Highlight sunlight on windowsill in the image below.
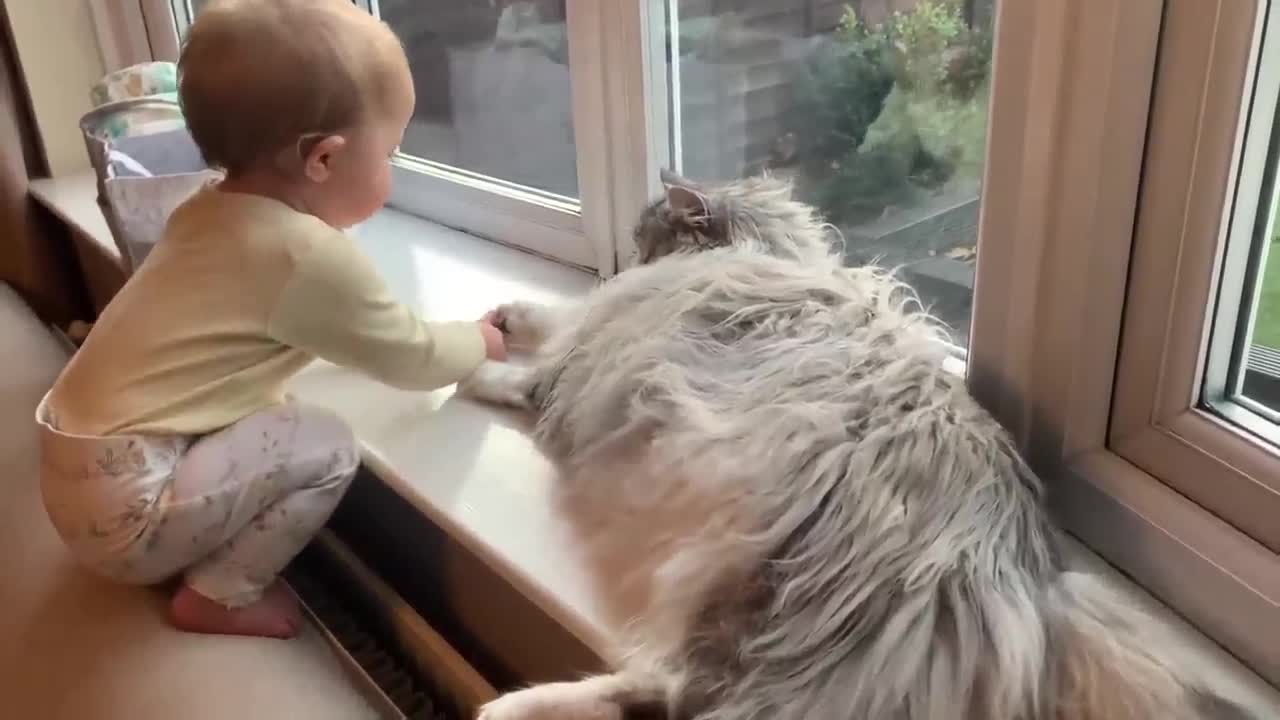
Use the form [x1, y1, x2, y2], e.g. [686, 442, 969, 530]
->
[285, 207, 612, 654]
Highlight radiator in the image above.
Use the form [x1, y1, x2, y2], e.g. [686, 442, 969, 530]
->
[286, 530, 498, 720]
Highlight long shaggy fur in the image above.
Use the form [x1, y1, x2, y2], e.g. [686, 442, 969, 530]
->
[464, 173, 1257, 720]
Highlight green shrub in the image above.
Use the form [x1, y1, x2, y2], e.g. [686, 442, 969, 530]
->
[789, 13, 897, 195]
[786, 1, 993, 227]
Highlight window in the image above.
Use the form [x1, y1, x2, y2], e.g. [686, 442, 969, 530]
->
[1111, 0, 1280, 552]
[382, 0, 577, 199]
[168, 0, 209, 36]
[377, 0, 603, 269]
[154, 0, 608, 269]
[1243, 226, 1280, 413]
[659, 0, 996, 348]
[102, 0, 1280, 688]
[1205, 13, 1280, 436]
[173, 0, 364, 32]
[979, 0, 1278, 685]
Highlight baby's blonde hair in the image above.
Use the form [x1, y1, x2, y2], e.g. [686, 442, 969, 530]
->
[179, 0, 409, 176]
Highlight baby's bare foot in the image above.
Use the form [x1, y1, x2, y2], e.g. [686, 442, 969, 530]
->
[169, 581, 301, 639]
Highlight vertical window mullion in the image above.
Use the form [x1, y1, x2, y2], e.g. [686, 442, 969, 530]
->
[88, 1, 161, 70]
[564, 0, 615, 276]
[140, 0, 182, 61]
[569, 0, 670, 276]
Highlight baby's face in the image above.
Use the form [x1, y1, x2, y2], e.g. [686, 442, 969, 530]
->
[313, 67, 414, 229]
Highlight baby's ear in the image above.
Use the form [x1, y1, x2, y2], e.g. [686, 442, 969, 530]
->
[300, 134, 347, 183]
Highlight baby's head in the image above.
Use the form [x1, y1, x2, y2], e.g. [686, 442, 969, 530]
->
[179, 0, 412, 228]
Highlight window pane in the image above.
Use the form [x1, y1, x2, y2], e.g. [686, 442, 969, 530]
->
[182, 0, 212, 25]
[1202, 0, 1280, 436]
[665, 0, 996, 348]
[379, 0, 579, 199]
[1238, 151, 1280, 419]
[178, 1, 363, 31]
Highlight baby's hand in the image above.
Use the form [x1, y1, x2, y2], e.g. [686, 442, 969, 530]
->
[478, 316, 507, 361]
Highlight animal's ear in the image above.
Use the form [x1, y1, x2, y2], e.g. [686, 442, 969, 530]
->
[666, 185, 710, 227]
[659, 167, 694, 189]
[660, 168, 710, 227]
[670, 180, 711, 211]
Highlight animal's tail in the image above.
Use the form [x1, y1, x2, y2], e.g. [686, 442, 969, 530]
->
[1042, 571, 1257, 719]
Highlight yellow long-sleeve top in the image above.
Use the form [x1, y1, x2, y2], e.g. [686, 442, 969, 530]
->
[48, 188, 486, 437]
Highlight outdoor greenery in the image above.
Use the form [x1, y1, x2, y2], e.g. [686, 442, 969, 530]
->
[786, 0, 993, 227]
[1256, 238, 1280, 349]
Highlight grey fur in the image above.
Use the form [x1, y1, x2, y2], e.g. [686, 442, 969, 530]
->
[465, 172, 1256, 720]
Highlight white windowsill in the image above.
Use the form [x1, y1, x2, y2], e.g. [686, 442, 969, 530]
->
[285, 208, 610, 655]
[27, 175, 1280, 714]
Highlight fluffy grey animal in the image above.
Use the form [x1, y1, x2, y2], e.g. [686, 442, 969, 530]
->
[460, 170, 1256, 720]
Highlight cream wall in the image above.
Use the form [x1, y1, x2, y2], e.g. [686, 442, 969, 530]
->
[8, 0, 105, 176]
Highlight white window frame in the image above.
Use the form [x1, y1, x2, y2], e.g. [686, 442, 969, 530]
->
[164, 0, 194, 42]
[378, 0, 669, 274]
[89, 0, 1280, 686]
[86, 0, 180, 72]
[103, 0, 641, 273]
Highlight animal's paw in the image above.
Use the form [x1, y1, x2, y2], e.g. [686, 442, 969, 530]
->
[477, 684, 622, 720]
[492, 302, 556, 352]
[457, 361, 536, 409]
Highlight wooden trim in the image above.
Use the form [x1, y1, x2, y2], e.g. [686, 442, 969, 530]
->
[1056, 449, 1280, 684]
[0, 1, 88, 326]
[0, 0, 46, 178]
[1110, 0, 1280, 553]
[141, 0, 181, 62]
[1112, 415, 1280, 551]
[969, 0, 1162, 458]
[87, 1, 156, 72]
[967, 0, 1278, 687]
[565, 0, 616, 276]
[594, 0, 669, 274]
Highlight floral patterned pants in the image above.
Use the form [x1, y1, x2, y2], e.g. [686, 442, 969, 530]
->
[37, 398, 359, 608]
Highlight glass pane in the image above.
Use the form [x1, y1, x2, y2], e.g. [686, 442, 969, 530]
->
[1211, 0, 1280, 430]
[379, 0, 579, 199]
[182, 0, 213, 25]
[180, 1, 359, 30]
[1239, 166, 1280, 418]
[665, 0, 996, 348]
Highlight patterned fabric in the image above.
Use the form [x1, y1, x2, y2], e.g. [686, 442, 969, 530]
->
[86, 62, 183, 142]
[38, 397, 359, 607]
[84, 99, 184, 145]
[90, 62, 178, 108]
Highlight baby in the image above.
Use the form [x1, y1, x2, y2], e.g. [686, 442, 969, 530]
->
[37, 0, 504, 639]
